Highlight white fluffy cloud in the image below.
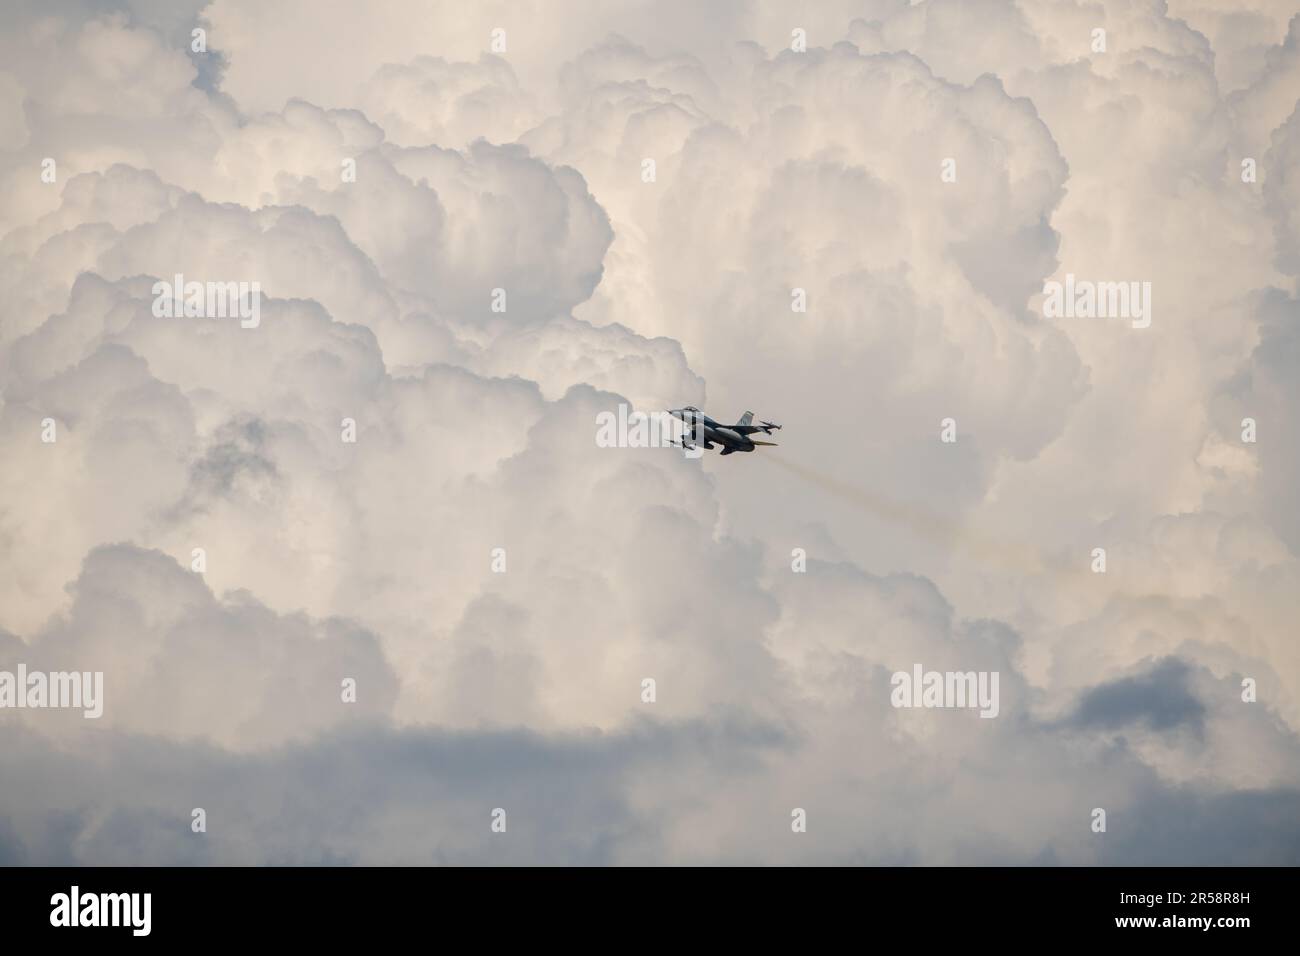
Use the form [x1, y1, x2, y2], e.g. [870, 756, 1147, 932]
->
[0, 0, 1298, 863]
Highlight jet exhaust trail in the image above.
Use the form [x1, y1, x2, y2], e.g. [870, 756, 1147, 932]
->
[757, 452, 1061, 578]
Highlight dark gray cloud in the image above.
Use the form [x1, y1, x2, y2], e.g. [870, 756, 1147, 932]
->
[1070, 658, 1207, 737]
[0, 715, 794, 865]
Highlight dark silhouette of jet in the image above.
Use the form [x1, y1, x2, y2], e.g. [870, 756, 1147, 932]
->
[668, 407, 781, 455]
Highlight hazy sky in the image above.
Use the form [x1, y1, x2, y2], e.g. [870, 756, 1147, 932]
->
[1, 0, 1298, 864]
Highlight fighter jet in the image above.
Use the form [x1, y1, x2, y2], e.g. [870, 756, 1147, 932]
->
[668, 406, 781, 455]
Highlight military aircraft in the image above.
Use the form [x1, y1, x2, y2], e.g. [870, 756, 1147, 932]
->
[667, 407, 781, 455]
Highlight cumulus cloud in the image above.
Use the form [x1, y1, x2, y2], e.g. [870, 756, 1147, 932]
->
[0, 544, 397, 749]
[0, 0, 1297, 864]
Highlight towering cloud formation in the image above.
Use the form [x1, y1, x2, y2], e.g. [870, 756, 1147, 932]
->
[0, 0, 1298, 864]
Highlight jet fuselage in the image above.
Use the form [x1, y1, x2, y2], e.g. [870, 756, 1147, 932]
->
[668, 407, 777, 455]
